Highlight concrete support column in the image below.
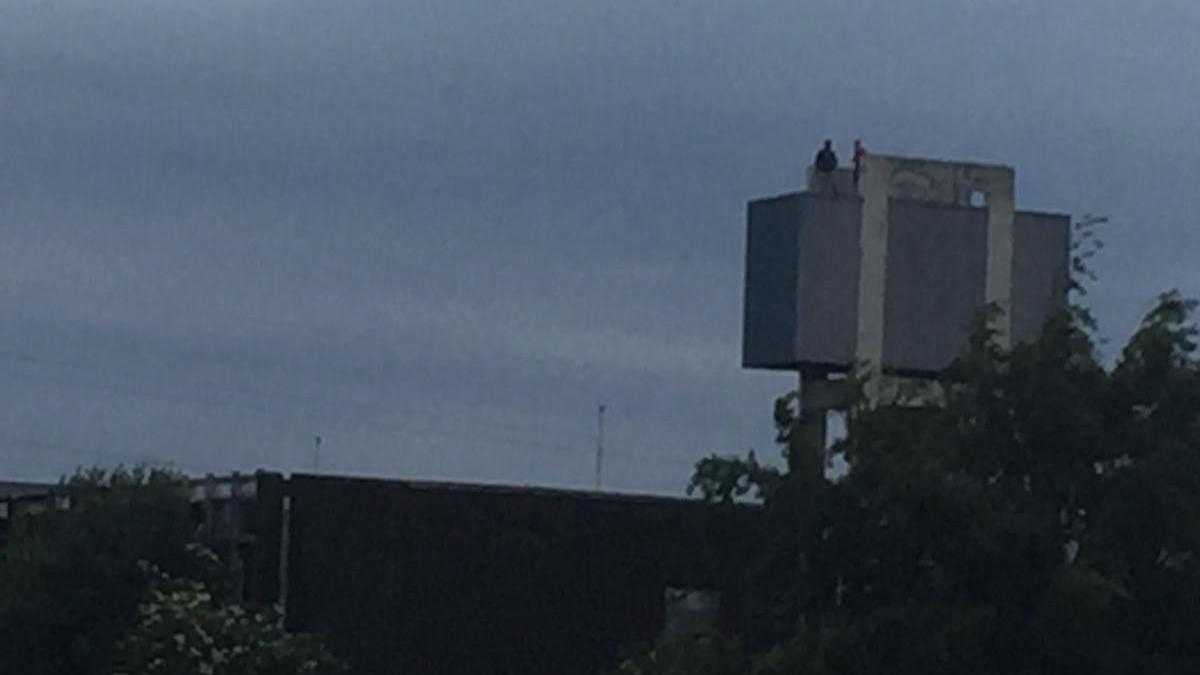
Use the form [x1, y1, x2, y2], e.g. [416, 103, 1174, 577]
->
[797, 373, 852, 481]
[854, 156, 892, 403]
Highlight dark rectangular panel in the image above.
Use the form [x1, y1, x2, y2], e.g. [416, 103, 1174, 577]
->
[1012, 211, 1070, 344]
[742, 195, 801, 369]
[795, 195, 861, 369]
[283, 475, 764, 675]
[884, 200, 988, 373]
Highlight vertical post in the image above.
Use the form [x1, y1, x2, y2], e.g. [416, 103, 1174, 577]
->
[203, 474, 216, 544]
[279, 494, 291, 616]
[795, 372, 830, 482]
[594, 404, 606, 490]
[983, 169, 1016, 348]
[229, 473, 245, 601]
[855, 155, 891, 404]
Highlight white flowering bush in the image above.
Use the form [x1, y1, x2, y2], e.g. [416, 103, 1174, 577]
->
[115, 566, 345, 675]
[0, 467, 222, 675]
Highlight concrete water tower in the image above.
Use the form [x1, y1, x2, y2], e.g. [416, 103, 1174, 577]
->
[742, 152, 1070, 451]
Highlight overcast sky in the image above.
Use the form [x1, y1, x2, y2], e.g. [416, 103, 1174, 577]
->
[1, 0, 1197, 493]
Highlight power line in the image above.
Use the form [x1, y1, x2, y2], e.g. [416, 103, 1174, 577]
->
[0, 345, 591, 457]
[0, 342, 722, 484]
[0, 349, 585, 456]
[0, 430, 211, 475]
[0, 354, 620, 483]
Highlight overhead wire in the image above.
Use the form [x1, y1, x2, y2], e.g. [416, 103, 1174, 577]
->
[0, 281, 714, 483]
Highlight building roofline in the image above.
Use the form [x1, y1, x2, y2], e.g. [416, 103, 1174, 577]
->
[3, 470, 760, 510]
[0, 480, 55, 498]
[747, 191, 802, 205]
[1016, 207, 1072, 220]
[747, 194, 1070, 221]
[867, 153, 1013, 172]
[288, 472, 755, 509]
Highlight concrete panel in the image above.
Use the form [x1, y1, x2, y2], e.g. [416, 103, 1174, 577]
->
[1012, 211, 1071, 343]
[883, 200, 988, 373]
[871, 155, 1013, 207]
[742, 195, 801, 369]
[855, 155, 893, 383]
[796, 195, 861, 368]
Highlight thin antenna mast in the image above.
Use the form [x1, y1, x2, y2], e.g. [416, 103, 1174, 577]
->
[594, 404, 606, 490]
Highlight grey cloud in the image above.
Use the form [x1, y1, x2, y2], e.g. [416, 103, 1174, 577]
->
[0, 0, 1196, 491]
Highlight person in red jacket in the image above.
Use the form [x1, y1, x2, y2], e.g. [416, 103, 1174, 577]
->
[852, 139, 867, 187]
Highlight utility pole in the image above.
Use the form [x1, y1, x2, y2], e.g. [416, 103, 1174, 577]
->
[594, 404, 606, 490]
[312, 435, 322, 473]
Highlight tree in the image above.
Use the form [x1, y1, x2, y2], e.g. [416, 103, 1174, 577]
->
[115, 565, 345, 675]
[624, 252, 1200, 671]
[615, 635, 746, 675]
[0, 467, 344, 675]
[0, 467, 212, 675]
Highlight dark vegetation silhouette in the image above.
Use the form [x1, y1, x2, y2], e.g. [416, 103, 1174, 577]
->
[623, 217, 1200, 674]
[0, 467, 343, 675]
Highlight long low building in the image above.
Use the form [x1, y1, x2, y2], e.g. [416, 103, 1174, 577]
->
[0, 480, 54, 499]
[1, 471, 764, 675]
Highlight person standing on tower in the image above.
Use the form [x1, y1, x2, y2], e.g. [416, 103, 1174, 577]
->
[852, 139, 867, 185]
[852, 138, 867, 187]
[813, 139, 838, 195]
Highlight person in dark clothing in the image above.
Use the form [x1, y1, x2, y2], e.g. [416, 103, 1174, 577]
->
[815, 139, 838, 173]
[812, 139, 839, 195]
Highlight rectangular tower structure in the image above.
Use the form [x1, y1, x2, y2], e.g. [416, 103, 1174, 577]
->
[743, 154, 1070, 384]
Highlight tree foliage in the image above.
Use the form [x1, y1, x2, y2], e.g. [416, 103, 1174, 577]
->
[0, 467, 210, 675]
[0, 467, 343, 675]
[631, 282, 1200, 674]
[115, 565, 345, 675]
[615, 635, 747, 675]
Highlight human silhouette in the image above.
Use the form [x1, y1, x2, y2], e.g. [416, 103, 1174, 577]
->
[852, 139, 867, 186]
[814, 140, 838, 173]
[812, 140, 839, 195]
